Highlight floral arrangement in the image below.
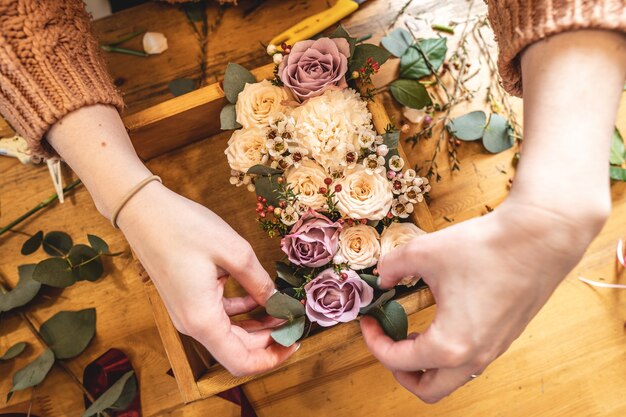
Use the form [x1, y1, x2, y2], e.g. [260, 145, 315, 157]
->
[220, 27, 431, 346]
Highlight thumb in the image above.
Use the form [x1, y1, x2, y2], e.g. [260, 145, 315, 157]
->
[222, 244, 276, 306]
[377, 234, 432, 289]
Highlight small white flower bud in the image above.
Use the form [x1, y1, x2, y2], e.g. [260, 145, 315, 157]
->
[142, 32, 168, 55]
[267, 44, 278, 55]
[273, 53, 284, 64]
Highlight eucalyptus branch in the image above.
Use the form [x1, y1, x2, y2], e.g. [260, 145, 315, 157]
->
[0, 179, 82, 237]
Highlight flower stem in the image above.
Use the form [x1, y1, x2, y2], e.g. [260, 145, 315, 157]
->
[432, 24, 455, 34]
[0, 179, 82, 237]
[99, 44, 148, 57]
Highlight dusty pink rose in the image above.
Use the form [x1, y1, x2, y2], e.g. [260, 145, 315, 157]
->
[278, 37, 350, 102]
[304, 269, 374, 327]
[280, 209, 342, 267]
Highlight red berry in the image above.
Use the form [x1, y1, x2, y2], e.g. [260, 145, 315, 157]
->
[277, 177, 284, 184]
[340, 272, 348, 280]
[360, 219, 367, 225]
[324, 177, 333, 185]
[257, 195, 263, 202]
[262, 198, 267, 203]
[259, 212, 266, 218]
[387, 212, 394, 219]
[256, 202, 264, 210]
[319, 187, 327, 194]
[279, 200, 287, 208]
[334, 184, 342, 193]
[266, 206, 274, 213]
[347, 219, 354, 226]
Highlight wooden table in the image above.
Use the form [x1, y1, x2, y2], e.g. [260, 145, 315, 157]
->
[2, 0, 626, 415]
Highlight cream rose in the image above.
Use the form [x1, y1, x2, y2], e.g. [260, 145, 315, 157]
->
[292, 88, 376, 171]
[335, 165, 393, 220]
[285, 159, 328, 211]
[380, 222, 426, 286]
[224, 128, 267, 173]
[338, 224, 380, 270]
[236, 80, 288, 129]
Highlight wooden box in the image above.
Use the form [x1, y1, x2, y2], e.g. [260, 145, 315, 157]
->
[124, 63, 437, 403]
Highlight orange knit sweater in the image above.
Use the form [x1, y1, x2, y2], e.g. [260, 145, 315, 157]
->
[0, 0, 624, 158]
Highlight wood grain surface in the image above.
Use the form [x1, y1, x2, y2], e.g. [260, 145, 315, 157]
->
[1, 0, 626, 416]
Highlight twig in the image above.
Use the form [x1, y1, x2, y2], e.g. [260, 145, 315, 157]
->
[388, 0, 414, 29]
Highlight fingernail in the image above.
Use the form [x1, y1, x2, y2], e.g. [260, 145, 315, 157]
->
[294, 343, 301, 352]
[271, 288, 278, 296]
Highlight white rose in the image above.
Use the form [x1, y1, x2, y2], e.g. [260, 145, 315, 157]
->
[143, 32, 168, 54]
[380, 222, 426, 286]
[224, 128, 267, 173]
[236, 80, 288, 129]
[285, 159, 328, 211]
[338, 224, 381, 270]
[335, 165, 393, 220]
[292, 88, 376, 172]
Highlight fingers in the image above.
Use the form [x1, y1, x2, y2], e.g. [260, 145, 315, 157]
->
[392, 367, 478, 404]
[222, 243, 276, 306]
[235, 315, 286, 332]
[377, 234, 432, 289]
[223, 295, 259, 316]
[360, 316, 441, 371]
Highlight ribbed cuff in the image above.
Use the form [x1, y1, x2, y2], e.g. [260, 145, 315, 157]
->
[487, 0, 626, 97]
[0, 0, 124, 159]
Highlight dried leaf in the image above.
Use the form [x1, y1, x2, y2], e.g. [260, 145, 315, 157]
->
[39, 308, 96, 359]
[21, 231, 43, 255]
[271, 316, 305, 347]
[0, 264, 41, 312]
[82, 370, 137, 417]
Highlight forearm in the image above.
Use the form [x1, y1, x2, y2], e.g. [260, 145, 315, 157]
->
[47, 105, 152, 219]
[507, 30, 626, 232]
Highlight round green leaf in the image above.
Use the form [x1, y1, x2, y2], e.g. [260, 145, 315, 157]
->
[87, 234, 110, 254]
[271, 316, 305, 347]
[367, 300, 408, 341]
[33, 258, 75, 288]
[359, 274, 380, 290]
[400, 38, 447, 80]
[447, 111, 487, 141]
[21, 231, 43, 255]
[220, 103, 242, 130]
[0, 264, 42, 312]
[168, 77, 196, 97]
[266, 292, 305, 320]
[390, 79, 432, 109]
[610, 165, 626, 181]
[381, 27, 413, 58]
[254, 175, 282, 207]
[483, 114, 514, 154]
[223, 63, 256, 104]
[82, 370, 137, 417]
[69, 244, 104, 282]
[1, 342, 27, 361]
[360, 289, 396, 314]
[10, 348, 55, 394]
[39, 308, 96, 359]
[43, 231, 73, 256]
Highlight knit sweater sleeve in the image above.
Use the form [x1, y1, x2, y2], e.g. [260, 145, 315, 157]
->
[0, 0, 124, 158]
[487, 0, 626, 97]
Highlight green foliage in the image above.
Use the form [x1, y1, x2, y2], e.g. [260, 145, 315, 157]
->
[610, 128, 626, 181]
[446, 111, 487, 141]
[389, 79, 432, 109]
[168, 78, 196, 97]
[181, 1, 205, 22]
[367, 300, 408, 341]
[359, 274, 380, 290]
[254, 174, 282, 207]
[88, 234, 110, 254]
[329, 25, 357, 57]
[483, 114, 514, 154]
[68, 244, 104, 282]
[275, 262, 304, 287]
[223, 63, 256, 104]
[266, 291, 305, 320]
[8, 348, 55, 401]
[380, 28, 413, 58]
[0, 264, 41, 312]
[21, 231, 43, 255]
[33, 257, 74, 288]
[220, 103, 242, 130]
[271, 316, 305, 347]
[400, 38, 447, 80]
[610, 165, 626, 181]
[382, 131, 400, 151]
[82, 371, 137, 417]
[349, 43, 391, 74]
[39, 308, 96, 359]
[360, 289, 396, 314]
[43, 231, 73, 256]
[0, 342, 27, 361]
[247, 165, 283, 176]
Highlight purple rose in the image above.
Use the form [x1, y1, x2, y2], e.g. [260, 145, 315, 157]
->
[281, 209, 342, 267]
[278, 37, 350, 102]
[304, 269, 374, 327]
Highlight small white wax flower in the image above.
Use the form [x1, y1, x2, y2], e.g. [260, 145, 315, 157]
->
[376, 144, 389, 157]
[273, 53, 284, 64]
[143, 32, 168, 55]
[267, 44, 278, 55]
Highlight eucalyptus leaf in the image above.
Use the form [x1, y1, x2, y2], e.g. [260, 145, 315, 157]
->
[610, 165, 626, 181]
[359, 274, 380, 290]
[329, 25, 356, 57]
[247, 164, 283, 176]
[168, 78, 196, 97]
[254, 175, 282, 207]
[483, 114, 514, 154]
[360, 289, 396, 314]
[447, 111, 487, 141]
[349, 43, 391, 74]
[43, 231, 72, 256]
[400, 38, 447, 80]
[0, 264, 41, 313]
[389, 79, 432, 109]
[382, 131, 400, 150]
[1, 342, 27, 361]
[9, 348, 55, 396]
[220, 103, 242, 130]
[21, 231, 43, 255]
[82, 371, 137, 417]
[380, 28, 413, 58]
[266, 291, 305, 320]
[367, 300, 408, 341]
[68, 244, 103, 282]
[33, 258, 74, 288]
[610, 128, 626, 165]
[275, 262, 304, 287]
[271, 316, 305, 347]
[87, 234, 110, 254]
[223, 63, 256, 104]
[39, 308, 96, 359]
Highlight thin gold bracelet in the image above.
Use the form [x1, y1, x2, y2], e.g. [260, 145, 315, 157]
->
[110, 175, 162, 229]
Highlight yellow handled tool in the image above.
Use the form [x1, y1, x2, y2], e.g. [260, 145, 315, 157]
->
[269, 0, 366, 47]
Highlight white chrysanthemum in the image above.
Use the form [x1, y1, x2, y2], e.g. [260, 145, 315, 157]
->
[380, 222, 426, 286]
[225, 128, 268, 173]
[338, 224, 381, 270]
[292, 88, 376, 172]
[335, 165, 393, 220]
[285, 159, 329, 211]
